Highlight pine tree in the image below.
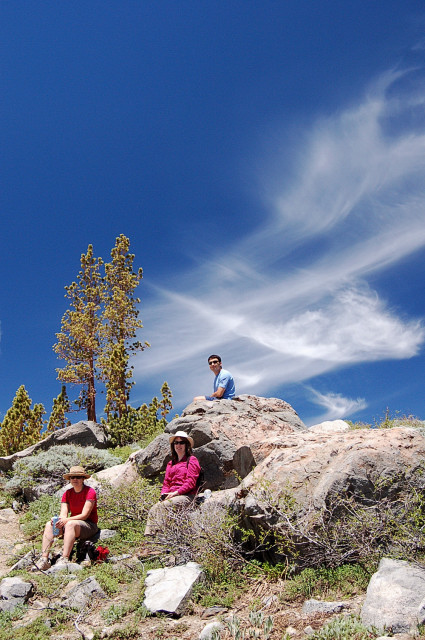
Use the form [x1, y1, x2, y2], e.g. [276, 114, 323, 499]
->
[99, 234, 149, 419]
[46, 385, 71, 434]
[0, 386, 46, 456]
[53, 245, 104, 422]
[158, 381, 173, 424]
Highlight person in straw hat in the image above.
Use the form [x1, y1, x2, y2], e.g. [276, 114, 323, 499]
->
[32, 465, 99, 571]
[144, 430, 200, 539]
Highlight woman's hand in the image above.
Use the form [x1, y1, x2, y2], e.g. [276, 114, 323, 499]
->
[164, 491, 179, 500]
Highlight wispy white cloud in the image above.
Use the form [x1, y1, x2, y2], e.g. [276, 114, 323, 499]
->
[135, 68, 425, 415]
[306, 388, 368, 425]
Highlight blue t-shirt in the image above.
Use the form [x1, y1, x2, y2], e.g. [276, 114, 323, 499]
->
[214, 369, 235, 399]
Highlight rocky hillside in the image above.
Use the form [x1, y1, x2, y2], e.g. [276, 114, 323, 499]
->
[0, 396, 425, 639]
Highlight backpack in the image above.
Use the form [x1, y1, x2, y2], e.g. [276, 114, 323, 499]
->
[187, 455, 205, 492]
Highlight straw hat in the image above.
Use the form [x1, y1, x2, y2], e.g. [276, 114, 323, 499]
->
[63, 465, 91, 481]
[169, 430, 194, 448]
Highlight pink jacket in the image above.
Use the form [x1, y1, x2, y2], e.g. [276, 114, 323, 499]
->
[161, 455, 201, 496]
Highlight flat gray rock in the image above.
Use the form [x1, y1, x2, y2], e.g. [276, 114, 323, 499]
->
[61, 576, 107, 609]
[361, 558, 425, 634]
[0, 576, 33, 612]
[302, 598, 348, 614]
[144, 561, 204, 615]
[47, 561, 83, 575]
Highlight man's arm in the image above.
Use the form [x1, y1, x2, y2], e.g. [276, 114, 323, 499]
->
[211, 386, 226, 398]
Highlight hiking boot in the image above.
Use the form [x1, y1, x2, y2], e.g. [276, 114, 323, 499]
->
[31, 557, 51, 572]
[54, 556, 70, 567]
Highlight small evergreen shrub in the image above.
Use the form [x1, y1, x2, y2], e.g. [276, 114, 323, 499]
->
[305, 615, 377, 639]
[5, 444, 120, 495]
[97, 477, 161, 546]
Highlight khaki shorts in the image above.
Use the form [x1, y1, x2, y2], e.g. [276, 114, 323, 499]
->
[75, 520, 99, 541]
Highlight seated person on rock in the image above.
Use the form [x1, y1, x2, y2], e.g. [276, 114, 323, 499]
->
[144, 431, 201, 539]
[33, 465, 99, 571]
[193, 354, 235, 402]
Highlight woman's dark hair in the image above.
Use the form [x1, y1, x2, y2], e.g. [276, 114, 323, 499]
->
[170, 438, 193, 463]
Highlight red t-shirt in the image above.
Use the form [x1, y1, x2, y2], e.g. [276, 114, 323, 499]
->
[61, 485, 98, 524]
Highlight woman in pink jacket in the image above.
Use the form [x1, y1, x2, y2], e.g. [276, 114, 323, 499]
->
[144, 430, 200, 536]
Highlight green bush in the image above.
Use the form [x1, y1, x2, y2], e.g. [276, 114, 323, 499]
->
[20, 493, 61, 538]
[6, 444, 120, 495]
[150, 499, 246, 580]
[248, 465, 425, 570]
[306, 615, 377, 639]
[104, 382, 172, 447]
[97, 477, 161, 550]
[282, 564, 371, 601]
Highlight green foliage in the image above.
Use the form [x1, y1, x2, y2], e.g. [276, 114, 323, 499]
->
[53, 236, 157, 424]
[6, 444, 120, 496]
[151, 499, 246, 581]
[54, 243, 105, 421]
[99, 234, 149, 419]
[248, 466, 425, 570]
[282, 564, 371, 601]
[346, 408, 425, 431]
[97, 477, 161, 547]
[305, 615, 377, 639]
[0, 385, 46, 456]
[194, 573, 244, 608]
[0, 604, 73, 640]
[106, 625, 141, 639]
[0, 611, 59, 640]
[20, 493, 61, 538]
[211, 612, 274, 640]
[109, 443, 140, 462]
[46, 385, 71, 434]
[105, 381, 172, 447]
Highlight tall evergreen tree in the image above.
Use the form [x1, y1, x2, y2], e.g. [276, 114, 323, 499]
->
[99, 234, 149, 419]
[53, 245, 104, 421]
[0, 386, 45, 456]
[46, 385, 71, 434]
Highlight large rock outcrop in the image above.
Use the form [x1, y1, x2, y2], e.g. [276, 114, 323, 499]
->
[132, 395, 306, 490]
[0, 421, 108, 472]
[237, 426, 425, 511]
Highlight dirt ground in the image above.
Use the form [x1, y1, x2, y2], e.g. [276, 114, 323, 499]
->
[0, 507, 25, 577]
[0, 508, 366, 639]
[19, 573, 365, 640]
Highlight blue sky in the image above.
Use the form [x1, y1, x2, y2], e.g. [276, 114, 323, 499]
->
[2, 1, 425, 427]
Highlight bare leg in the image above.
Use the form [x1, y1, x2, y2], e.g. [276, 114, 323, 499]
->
[193, 395, 206, 401]
[41, 521, 55, 558]
[62, 521, 81, 558]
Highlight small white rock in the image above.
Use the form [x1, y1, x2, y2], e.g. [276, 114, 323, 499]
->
[199, 621, 223, 639]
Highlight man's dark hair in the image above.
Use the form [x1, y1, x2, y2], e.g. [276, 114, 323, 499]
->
[208, 354, 221, 363]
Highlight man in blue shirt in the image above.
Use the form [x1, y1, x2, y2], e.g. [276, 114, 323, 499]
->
[193, 354, 236, 402]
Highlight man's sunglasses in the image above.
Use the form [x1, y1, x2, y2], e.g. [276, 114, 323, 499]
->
[209, 360, 219, 365]
[70, 476, 83, 479]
